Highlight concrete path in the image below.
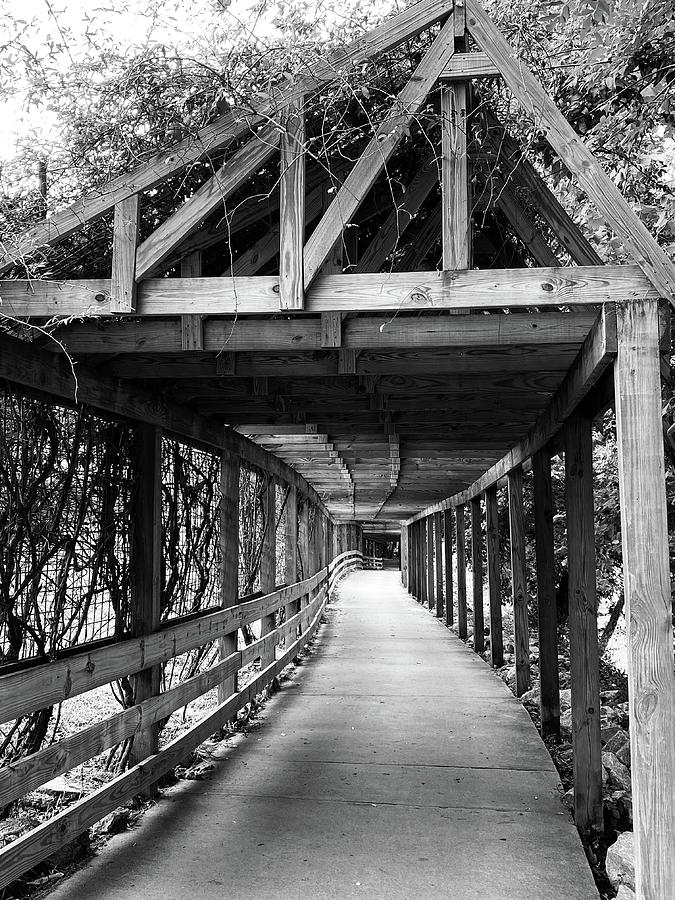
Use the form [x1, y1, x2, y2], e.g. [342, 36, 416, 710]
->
[51, 571, 598, 899]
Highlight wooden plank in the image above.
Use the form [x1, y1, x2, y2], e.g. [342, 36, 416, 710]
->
[0, 332, 326, 513]
[443, 509, 454, 626]
[440, 51, 499, 80]
[614, 298, 675, 896]
[484, 484, 503, 666]
[180, 252, 204, 350]
[442, 83, 470, 270]
[111, 195, 140, 312]
[0, 0, 455, 274]
[532, 448, 560, 737]
[303, 16, 458, 286]
[220, 449, 240, 700]
[405, 304, 617, 523]
[456, 504, 467, 639]
[467, 0, 675, 301]
[279, 99, 306, 309]
[354, 156, 439, 273]
[507, 465, 530, 696]
[321, 311, 343, 348]
[260, 477, 277, 666]
[129, 424, 162, 771]
[426, 518, 435, 609]
[470, 496, 485, 653]
[285, 484, 299, 585]
[400, 525, 409, 589]
[434, 511, 444, 618]
[564, 414, 603, 834]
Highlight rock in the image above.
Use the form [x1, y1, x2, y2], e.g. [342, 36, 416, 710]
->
[520, 688, 539, 704]
[0, 816, 41, 846]
[601, 724, 624, 745]
[615, 887, 636, 900]
[559, 688, 572, 709]
[96, 807, 131, 836]
[184, 761, 216, 780]
[505, 641, 515, 653]
[605, 728, 631, 767]
[602, 751, 632, 792]
[41, 776, 84, 798]
[600, 689, 621, 703]
[606, 831, 635, 891]
[47, 830, 91, 868]
[561, 788, 574, 813]
[556, 748, 574, 768]
[560, 710, 572, 730]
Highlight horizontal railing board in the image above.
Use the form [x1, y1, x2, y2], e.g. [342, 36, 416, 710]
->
[0, 568, 327, 725]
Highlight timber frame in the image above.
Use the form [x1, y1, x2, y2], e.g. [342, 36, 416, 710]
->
[1, 2, 674, 897]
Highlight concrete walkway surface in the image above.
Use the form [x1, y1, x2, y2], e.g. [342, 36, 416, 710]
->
[50, 570, 599, 899]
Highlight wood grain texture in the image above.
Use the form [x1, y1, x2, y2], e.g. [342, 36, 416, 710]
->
[279, 100, 306, 309]
[532, 448, 560, 737]
[220, 450, 240, 700]
[507, 466, 530, 696]
[303, 16, 457, 285]
[426, 518, 435, 609]
[614, 299, 675, 898]
[440, 51, 499, 80]
[456, 504, 468, 639]
[467, 0, 675, 300]
[470, 497, 485, 653]
[495, 183, 561, 267]
[111, 195, 140, 312]
[434, 511, 444, 618]
[180, 252, 204, 350]
[442, 83, 470, 270]
[260, 478, 278, 666]
[564, 414, 603, 834]
[484, 484, 503, 666]
[443, 509, 454, 626]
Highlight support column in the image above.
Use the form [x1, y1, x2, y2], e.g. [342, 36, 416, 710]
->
[129, 424, 162, 769]
[614, 298, 675, 898]
[434, 511, 444, 618]
[260, 478, 277, 666]
[401, 525, 409, 588]
[219, 449, 240, 703]
[456, 504, 467, 639]
[508, 466, 530, 696]
[565, 415, 603, 834]
[533, 449, 560, 737]
[471, 497, 485, 653]
[485, 485, 503, 667]
[426, 517, 435, 611]
[443, 509, 454, 627]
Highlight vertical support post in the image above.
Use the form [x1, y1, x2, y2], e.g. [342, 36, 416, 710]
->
[426, 517, 435, 610]
[401, 525, 409, 587]
[129, 423, 162, 770]
[279, 98, 305, 309]
[456, 504, 467, 639]
[180, 251, 204, 349]
[485, 484, 503, 667]
[441, 83, 470, 271]
[111, 194, 140, 313]
[614, 298, 675, 898]
[471, 496, 485, 653]
[285, 484, 300, 631]
[443, 509, 454, 626]
[508, 466, 530, 696]
[298, 498, 310, 580]
[419, 520, 426, 605]
[220, 449, 240, 702]
[565, 415, 603, 834]
[434, 511, 444, 618]
[533, 449, 560, 737]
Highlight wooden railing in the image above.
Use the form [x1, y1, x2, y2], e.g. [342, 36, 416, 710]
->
[0, 551, 363, 890]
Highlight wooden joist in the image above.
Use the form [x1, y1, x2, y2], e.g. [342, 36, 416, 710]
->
[440, 51, 500, 80]
[279, 99, 306, 308]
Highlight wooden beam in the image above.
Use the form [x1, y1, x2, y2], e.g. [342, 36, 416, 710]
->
[405, 304, 617, 522]
[303, 16, 458, 286]
[467, 0, 675, 300]
[181, 252, 204, 350]
[470, 496, 484, 653]
[614, 298, 675, 897]
[441, 83, 470, 269]
[564, 414, 603, 834]
[440, 51, 499, 80]
[495, 183, 561, 267]
[111, 195, 140, 312]
[456, 503, 467, 639]
[434, 510, 444, 618]
[532, 448, 560, 737]
[508, 465, 530, 696]
[484, 484, 503, 666]
[321, 311, 343, 348]
[443, 509, 454, 626]
[279, 99, 306, 309]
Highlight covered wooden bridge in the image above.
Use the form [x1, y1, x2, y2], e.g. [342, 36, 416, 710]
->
[0, 1, 673, 897]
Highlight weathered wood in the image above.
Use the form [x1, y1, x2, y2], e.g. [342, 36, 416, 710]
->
[279, 99, 306, 309]
[484, 484, 503, 666]
[180, 252, 204, 350]
[456, 504, 467, 639]
[614, 298, 675, 896]
[442, 83, 470, 270]
[467, 0, 675, 301]
[220, 449, 240, 701]
[128, 424, 162, 771]
[507, 465, 530, 696]
[440, 51, 499, 80]
[496, 183, 561, 267]
[424, 518, 433, 608]
[470, 496, 484, 653]
[401, 525, 409, 588]
[111, 195, 140, 312]
[532, 448, 560, 737]
[260, 477, 278, 666]
[303, 16, 457, 285]
[564, 414, 603, 834]
[434, 511, 444, 617]
[321, 311, 343, 347]
[285, 484, 299, 585]
[443, 509, 454, 626]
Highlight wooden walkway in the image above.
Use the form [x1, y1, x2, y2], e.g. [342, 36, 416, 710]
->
[51, 571, 598, 899]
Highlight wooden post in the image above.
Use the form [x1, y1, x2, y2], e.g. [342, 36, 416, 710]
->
[456, 504, 468, 639]
[614, 298, 675, 899]
[401, 525, 409, 588]
[298, 498, 310, 580]
[434, 511, 444, 618]
[565, 415, 603, 835]
[413, 521, 420, 598]
[443, 509, 454, 626]
[220, 449, 240, 702]
[441, 83, 470, 270]
[485, 485, 503, 667]
[129, 424, 162, 770]
[180, 251, 204, 350]
[284, 484, 300, 630]
[471, 497, 485, 653]
[426, 517, 435, 611]
[532, 449, 560, 737]
[508, 466, 530, 696]
[279, 99, 305, 309]
[111, 194, 140, 313]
